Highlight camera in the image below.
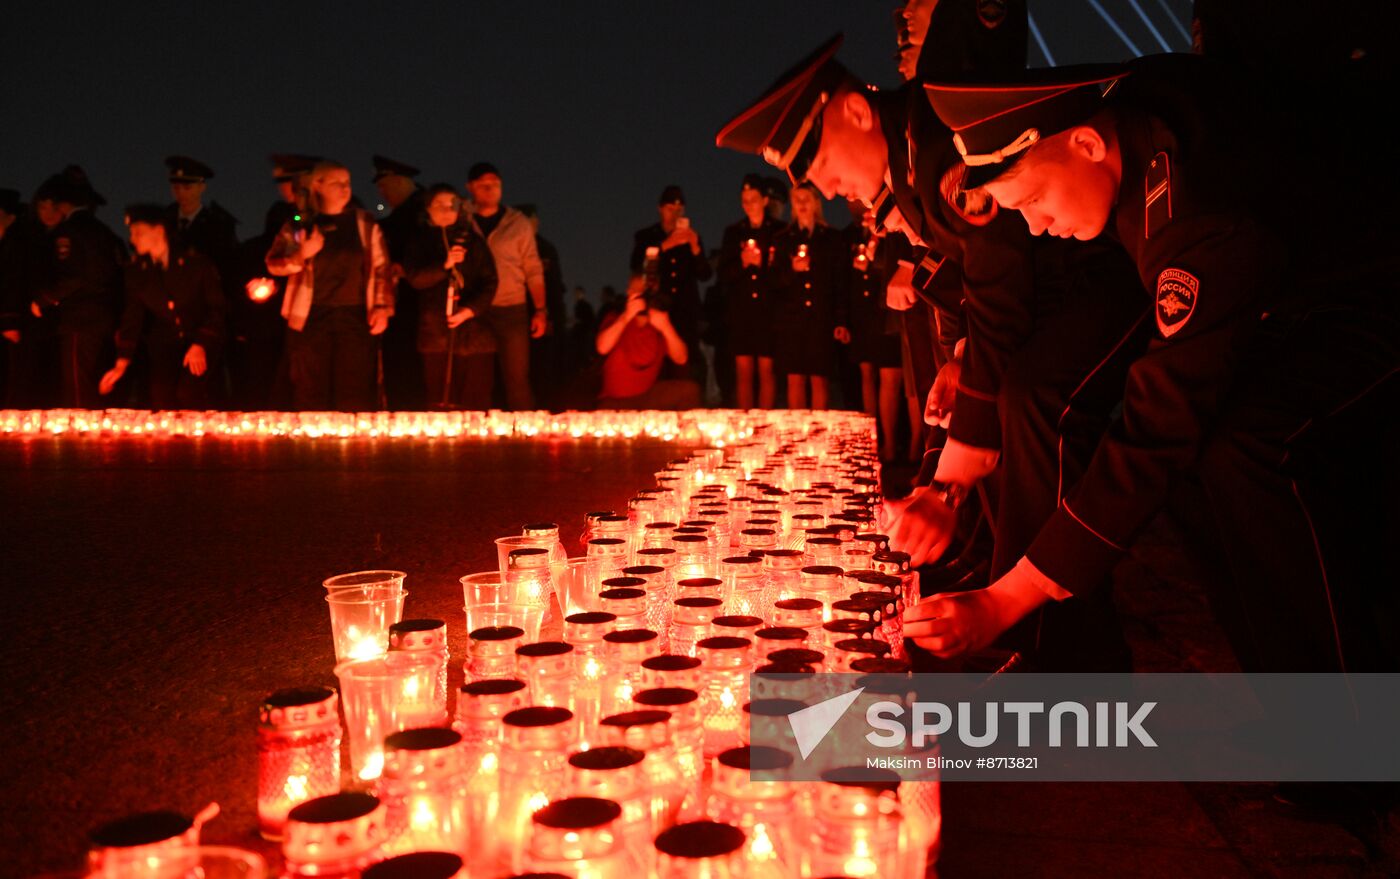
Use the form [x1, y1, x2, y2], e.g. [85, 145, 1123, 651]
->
[641, 246, 673, 311]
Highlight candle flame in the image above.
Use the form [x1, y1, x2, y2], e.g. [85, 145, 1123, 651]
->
[283, 773, 309, 803]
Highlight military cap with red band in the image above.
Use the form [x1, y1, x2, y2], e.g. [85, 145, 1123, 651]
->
[371, 155, 420, 182]
[715, 34, 862, 185]
[165, 155, 214, 184]
[923, 64, 1127, 188]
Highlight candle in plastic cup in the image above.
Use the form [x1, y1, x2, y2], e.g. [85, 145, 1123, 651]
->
[334, 653, 441, 783]
[325, 588, 406, 662]
[463, 601, 545, 643]
[461, 571, 508, 608]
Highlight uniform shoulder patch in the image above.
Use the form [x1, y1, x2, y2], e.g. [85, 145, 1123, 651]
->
[940, 163, 998, 226]
[1155, 268, 1198, 337]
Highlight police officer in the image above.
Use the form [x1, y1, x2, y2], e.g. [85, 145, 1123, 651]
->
[28, 169, 124, 407]
[717, 173, 784, 409]
[844, 199, 911, 462]
[914, 55, 1398, 673]
[100, 204, 225, 408]
[164, 156, 238, 270]
[629, 185, 712, 384]
[715, 34, 1148, 670]
[372, 154, 427, 410]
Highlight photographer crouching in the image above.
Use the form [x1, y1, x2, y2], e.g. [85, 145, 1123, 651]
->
[594, 273, 700, 410]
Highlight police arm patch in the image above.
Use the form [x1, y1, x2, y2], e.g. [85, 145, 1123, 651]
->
[1155, 268, 1198, 337]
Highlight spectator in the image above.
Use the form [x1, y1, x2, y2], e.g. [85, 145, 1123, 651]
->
[265, 160, 392, 411]
[571, 285, 595, 331]
[595, 273, 699, 410]
[629, 185, 711, 383]
[843, 200, 907, 461]
[465, 162, 546, 410]
[401, 184, 497, 409]
[717, 174, 783, 409]
[763, 176, 790, 224]
[517, 203, 567, 407]
[771, 182, 847, 410]
[1, 187, 57, 407]
[164, 156, 238, 272]
[99, 205, 225, 408]
[28, 168, 124, 407]
[372, 155, 428, 411]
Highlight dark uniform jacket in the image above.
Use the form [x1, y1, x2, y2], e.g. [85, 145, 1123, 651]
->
[717, 216, 783, 323]
[881, 84, 1141, 452]
[629, 223, 712, 342]
[116, 248, 226, 360]
[1024, 54, 1397, 594]
[770, 223, 849, 335]
[378, 189, 425, 266]
[0, 216, 48, 333]
[32, 209, 124, 331]
[402, 222, 498, 355]
[167, 202, 238, 270]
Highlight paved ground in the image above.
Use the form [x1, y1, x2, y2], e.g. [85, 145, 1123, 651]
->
[2, 438, 1396, 877]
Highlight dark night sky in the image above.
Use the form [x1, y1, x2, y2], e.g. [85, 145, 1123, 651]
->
[2, 1, 1189, 299]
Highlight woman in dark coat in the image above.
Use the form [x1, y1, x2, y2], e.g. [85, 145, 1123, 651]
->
[402, 184, 497, 408]
[770, 182, 848, 409]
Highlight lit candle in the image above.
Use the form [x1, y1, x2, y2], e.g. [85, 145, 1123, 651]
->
[257, 687, 341, 840]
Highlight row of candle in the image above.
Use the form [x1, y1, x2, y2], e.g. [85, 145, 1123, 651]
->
[0, 408, 872, 444]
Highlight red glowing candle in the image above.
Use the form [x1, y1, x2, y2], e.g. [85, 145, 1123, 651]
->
[257, 687, 342, 839]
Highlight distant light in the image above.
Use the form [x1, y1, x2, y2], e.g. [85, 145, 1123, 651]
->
[376, 204, 385, 212]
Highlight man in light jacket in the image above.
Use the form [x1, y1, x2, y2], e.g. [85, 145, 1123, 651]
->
[266, 160, 393, 411]
[464, 162, 546, 411]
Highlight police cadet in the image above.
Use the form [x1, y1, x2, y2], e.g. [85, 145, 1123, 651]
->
[99, 205, 225, 408]
[164, 156, 238, 271]
[717, 173, 784, 409]
[629, 185, 712, 383]
[912, 55, 1398, 674]
[371, 155, 427, 410]
[28, 168, 124, 407]
[715, 35, 1147, 671]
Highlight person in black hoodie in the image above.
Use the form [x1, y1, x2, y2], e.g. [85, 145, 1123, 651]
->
[401, 184, 498, 409]
[770, 182, 848, 410]
[99, 204, 225, 408]
[717, 174, 783, 409]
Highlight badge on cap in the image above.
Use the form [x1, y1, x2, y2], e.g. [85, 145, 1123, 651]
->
[940, 164, 998, 226]
[1155, 268, 1198, 337]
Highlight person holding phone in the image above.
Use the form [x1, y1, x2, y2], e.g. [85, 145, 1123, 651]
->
[630, 185, 711, 384]
[770, 182, 848, 410]
[402, 184, 497, 408]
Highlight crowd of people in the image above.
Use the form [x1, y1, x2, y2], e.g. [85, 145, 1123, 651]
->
[0, 155, 933, 460]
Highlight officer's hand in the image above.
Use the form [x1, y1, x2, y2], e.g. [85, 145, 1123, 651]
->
[2, 330, 19, 344]
[444, 246, 466, 269]
[886, 262, 917, 311]
[792, 254, 810, 273]
[183, 344, 207, 377]
[447, 307, 475, 329]
[99, 359, 130, 396]
[904, 572, 1052, 658]
[935, 437, 999, 486]
[530, 310, 548, 339]
[834, 326, 851, 344]
[926, 358, 961, 427]
[662, 229, 688, 251]
[368, 308, 390, 336]
[740, 241, 762, 267]
[30, 301, 43, 318]
[298, 227, 325, 260]
[886, 486, 957, 567]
